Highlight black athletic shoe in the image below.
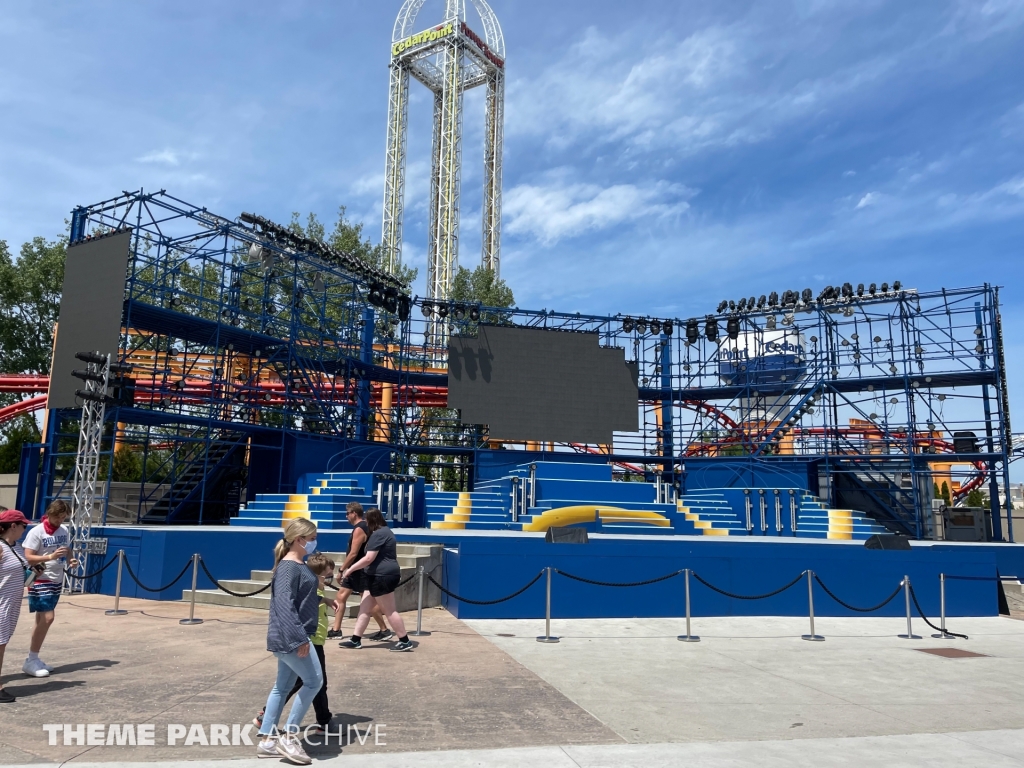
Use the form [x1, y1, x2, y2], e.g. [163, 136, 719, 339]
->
[368, 629, 394, 642]
[338, 639, 362, 649]
[389, 640, 414, 652]
[326, 629, 343, 639]
[0, 689, 15, 704]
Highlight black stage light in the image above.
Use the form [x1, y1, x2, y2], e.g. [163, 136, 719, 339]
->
[802, 288, 813, 304]
[856, 283, 865, 297]
[728, 300, 736, 312]
[635, 318, 647, 334]
[437, 303, 449, 318]
[717, 301, 729, 313]
[71, 369, 105, 384]
[75, 351, 107, 365]
[869, 282, 877, 295]
[768, 291, 779, 307]
[686, 319, 699, 344]
[623, 318, 634, 333]
[737, 298, 747, 312]
[397, 295, 411, 321]
[748, 296, 755, 310]
[383, 287, 399, 313]
[453, 304, 466, 320]
[881, 282, 889, 293]
[757, 295, 767, 309]
[421, 301, 433, 317]
[469, 305, 481, 322]
[663, 320, 673, 336]
[705, 317, 719, 341]
[650, 320, 662, 335]
[842, 282, 853, 298]
[893, 280, 902, 291]
[368, 285, 382, 306]
[727, 316, 741, 340]
[781, 290, 791, 306]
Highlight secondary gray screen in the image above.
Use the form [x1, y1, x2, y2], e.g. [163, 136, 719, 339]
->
[448, 325, 638, 444]
[47, 231, 132, 409]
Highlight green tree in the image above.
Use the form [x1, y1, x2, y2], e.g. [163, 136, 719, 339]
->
[0, 418, 38, 473]
[940, 481, 952, 505]
[111, 445, 143, 483]
[966, 488, 986, 508]
[0, 235, 67, 374]
[451, 264, 515, 308]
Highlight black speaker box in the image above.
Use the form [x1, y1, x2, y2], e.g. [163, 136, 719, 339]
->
[545, 526, 589, 544]
[864, 534, 912, 550]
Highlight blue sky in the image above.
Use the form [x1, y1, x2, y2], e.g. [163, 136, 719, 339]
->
[1, 1, 1023, 401]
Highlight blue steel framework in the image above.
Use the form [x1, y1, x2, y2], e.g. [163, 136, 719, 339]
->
[35, 191, 1013, 541]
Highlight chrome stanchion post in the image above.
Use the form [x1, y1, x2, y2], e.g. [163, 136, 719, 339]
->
[933, 573, 954, 639]
[179, 553, 204, 626]
[678, 568, 700, 642]
[801, 570, 824, 641]
[536, 567, 560, 643]
[411, 565, 430, 636]
[898, 575, 920, 639]
[105, 549, 128, 616]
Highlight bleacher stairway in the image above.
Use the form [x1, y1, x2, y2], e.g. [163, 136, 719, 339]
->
[184, 544, 442, 615]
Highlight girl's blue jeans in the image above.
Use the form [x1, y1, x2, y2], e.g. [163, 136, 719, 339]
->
[258, 645, 324, 736]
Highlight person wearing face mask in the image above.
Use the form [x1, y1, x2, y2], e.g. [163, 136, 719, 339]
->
[255, 518, 323, 765]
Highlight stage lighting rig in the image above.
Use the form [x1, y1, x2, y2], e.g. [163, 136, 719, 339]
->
[685, 319, 699, 344]
[662, 320, 673, 336]
[726, 317, 741, 340]
[622, 318, 634, 333]
[768, 291, 779, 307]
[757, 295, 767, 309]
[421, 301, 434, 317]
[705, 317, 719, 341]
[650, 320, 661, 335]
[469, 305, 481, 322]
[717, 301, 729, 313]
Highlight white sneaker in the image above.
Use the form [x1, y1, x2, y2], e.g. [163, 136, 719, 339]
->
[275, 734, 312, 765]
[256, 736, 279, 759]
[39, 660, 54, 673]
[22, 658, 49, 678]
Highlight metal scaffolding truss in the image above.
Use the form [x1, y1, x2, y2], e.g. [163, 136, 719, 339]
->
[383, 0, 506, 344]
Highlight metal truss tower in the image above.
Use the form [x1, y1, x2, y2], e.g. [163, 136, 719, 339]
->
[382, 0, 505, 339]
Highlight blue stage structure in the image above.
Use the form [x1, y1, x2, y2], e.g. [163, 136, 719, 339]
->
[21, 190, 1017, 578]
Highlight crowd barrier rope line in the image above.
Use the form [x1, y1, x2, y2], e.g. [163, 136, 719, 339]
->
[427, 571, 544, 605]
[691, 570, 806, 601]
[198, 557, 272, 598]
[123, 557, 195, 594]
[813, 574, 904, 613]
[64, 554, 119, 581]
[553, 568, 685, 588]
[910, 583, 968, 640]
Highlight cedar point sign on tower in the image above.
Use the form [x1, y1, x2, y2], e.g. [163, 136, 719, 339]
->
[381, 0, 505, 350]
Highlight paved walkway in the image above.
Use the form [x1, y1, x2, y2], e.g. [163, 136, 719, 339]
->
[2, 596, 1023, 766]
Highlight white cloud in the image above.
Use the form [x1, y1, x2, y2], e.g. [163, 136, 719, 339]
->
[136, 149, 183, 166]
[503, 176, 694, 245]
[855, 192, 878, 209]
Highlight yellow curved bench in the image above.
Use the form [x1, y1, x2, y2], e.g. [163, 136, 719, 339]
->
[521, 506, 671, 532]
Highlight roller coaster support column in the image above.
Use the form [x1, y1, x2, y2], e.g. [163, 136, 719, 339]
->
[356, 308, 375, 444]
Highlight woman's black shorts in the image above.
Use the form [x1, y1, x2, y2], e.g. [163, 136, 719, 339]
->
[340, 571, 366, 593]
[367, 573, 401, 597]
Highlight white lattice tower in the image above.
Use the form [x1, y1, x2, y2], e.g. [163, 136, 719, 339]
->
[382, 0, 505, 348]
[66, 354, 110, 593]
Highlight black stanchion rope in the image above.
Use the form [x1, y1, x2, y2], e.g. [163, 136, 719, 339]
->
[691, 570, 805, 601]
[63, 554, 119, 580]
[198, 558, 272, 598]
[814, 574, 904, 613]
[123, 558, 194, 594]
[427, 571, 544, 605]
[909, 583, 969, 640]
[554, 568, 684, 588]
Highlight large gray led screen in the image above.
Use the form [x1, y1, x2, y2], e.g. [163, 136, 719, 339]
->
[448, 325, 638, 444]
[47, 231, 132, 409]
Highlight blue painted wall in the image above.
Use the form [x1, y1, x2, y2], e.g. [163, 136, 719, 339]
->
[88, 526, 1012, 621]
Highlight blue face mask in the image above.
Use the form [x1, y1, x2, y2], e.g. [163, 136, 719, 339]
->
[303, 539, 317, 556]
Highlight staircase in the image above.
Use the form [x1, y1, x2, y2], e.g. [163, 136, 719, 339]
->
[141, 432, 247, 525]
[833, 459, 919, 536]
[231, 473, 377, 530]
[185, 544, 442, 614]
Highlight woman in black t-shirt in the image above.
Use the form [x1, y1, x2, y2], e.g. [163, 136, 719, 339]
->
[340, 508, 413, 652]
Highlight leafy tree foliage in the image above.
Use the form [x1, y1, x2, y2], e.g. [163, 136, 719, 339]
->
[451, 263, 514, 308]
[0, 236, 66, 375]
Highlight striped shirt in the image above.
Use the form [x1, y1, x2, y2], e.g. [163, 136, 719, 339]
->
[0, 541, 27, 645]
